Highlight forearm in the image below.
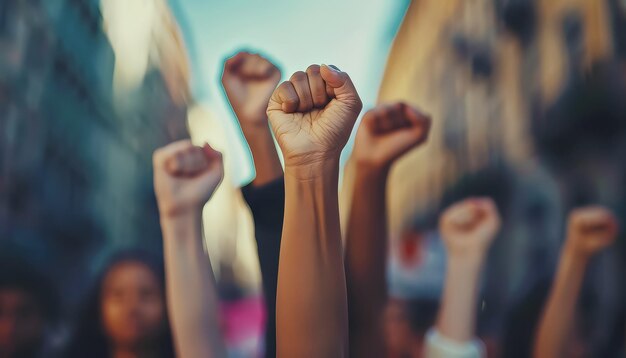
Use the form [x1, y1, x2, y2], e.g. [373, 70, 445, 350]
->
[241, 123, 283, 187]
[345, 165, 389, 357]
[277, 159, 348, 357]
[436, 254, 484, 343]
[534, 251, 587, 358]
[161, 213, 225, 358]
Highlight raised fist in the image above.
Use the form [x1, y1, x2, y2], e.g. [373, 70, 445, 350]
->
[267, 64, 362, 169]
[153, 140, 224, 218]
[565, 206, 618, 259]
[222, 51, 281, 126]
[353, 102, 430, 170]
[439, 198, 501, 257]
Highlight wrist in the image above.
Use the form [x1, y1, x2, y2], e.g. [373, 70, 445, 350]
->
[561, 244, 591, 267]
[158, 203, 204, 223]
[447, 250, 487, 269]
[285, 155, 340, 181]
[355, 160, 390, 182]
[239, 118, 269, 133]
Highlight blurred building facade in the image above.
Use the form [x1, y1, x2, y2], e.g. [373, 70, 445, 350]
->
[340, 0, 626, 352]
[0, 0, 190, 306]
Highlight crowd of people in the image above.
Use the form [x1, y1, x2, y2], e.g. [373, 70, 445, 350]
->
[1, 51, 622, 358]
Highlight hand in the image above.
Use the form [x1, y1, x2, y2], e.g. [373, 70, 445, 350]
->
[222, 52, 281, 126]
[439, 198, 501, 258]
[267, 64, 362, 170]
[153, 140, 224, 218]
[353, 102, 430, 171]
[564, 206, 618, 260]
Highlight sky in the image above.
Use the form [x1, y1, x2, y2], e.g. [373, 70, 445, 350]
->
[168, 0, 410, 185]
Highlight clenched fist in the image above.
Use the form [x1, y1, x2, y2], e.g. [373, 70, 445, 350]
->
[153, 140, 224, 218]
[222, 52, 281, 126]
[564, 206, 618, 259]
[439, 198, 501, 257]
[353, 102, 430, 170]
[267, 64, 362, 170]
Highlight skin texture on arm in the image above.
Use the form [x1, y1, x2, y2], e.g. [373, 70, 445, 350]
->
[222, 51, 283, 187]
[534, 207, 618, 358]
[436, 198, 501, 344]
[345, 103, 430, 358]
[222, 51, 284, 358]
[153, 140, 226, 358]
[267, 64, 362, 357]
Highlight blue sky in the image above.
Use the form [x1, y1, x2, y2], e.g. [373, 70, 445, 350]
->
[169, 0, 409, 184]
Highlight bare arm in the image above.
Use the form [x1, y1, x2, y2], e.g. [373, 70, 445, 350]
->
[345, 103, 430, 357]
[222, 51, 283, 186]
[429, 198, 500, 357]
[534, 207, 618, 358]
[153, 140, 226, 358]
[268, 64, 362, 357]
[223, 51, 284, 357]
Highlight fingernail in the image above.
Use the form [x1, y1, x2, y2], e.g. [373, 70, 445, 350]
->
[329, 64, 341, 72]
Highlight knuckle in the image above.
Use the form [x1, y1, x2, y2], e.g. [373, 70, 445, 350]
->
[290, 71, 307, 82]
[306, 64, 321, 74]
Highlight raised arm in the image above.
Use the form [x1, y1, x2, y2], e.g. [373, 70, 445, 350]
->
[267, 64, 362, 357]
[345, 103, 430, 357]
[153, 140, 226, 358]
[428, 198, 501, 358]
[222, 51, 284, 358]
[534, 206, 618, 358]
[222, 51, 283, 186]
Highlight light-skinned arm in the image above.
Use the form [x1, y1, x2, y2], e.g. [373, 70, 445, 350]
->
[153, 140, 226, 358]
[428, 198, 501, 358]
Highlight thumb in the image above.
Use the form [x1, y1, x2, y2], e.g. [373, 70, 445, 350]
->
[320, 64, 362, 111]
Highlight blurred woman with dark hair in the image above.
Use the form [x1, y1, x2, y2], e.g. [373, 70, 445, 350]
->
[65, 250, 174, 358]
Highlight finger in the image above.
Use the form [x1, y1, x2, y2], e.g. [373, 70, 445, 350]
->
[205, 148, 224, 173]
[325, 83, 335, 98]
[154, 139, 193, 169]
[165, 151, 185, 175]
[271, 81, 299, 113]
[240, 53, 260, 78]
[361, 108, 382, 134]
[475, 198, 500, 224]
[306, 65, 329, 108]
[320, 64, 362, 111]
[223, 52, 246, 75]
[577, 207, 618, 234]
[389, 102, 408, 129]
[377, 104, 398, 133]
[182, 148, 210, 176]
[447, 201, 476, 228]
[202, 143, 221, 161]
[404, 105, 432, 137]
[289, 71, 314, 112]
[257, 57, 275, 78]
[161, 143, 210, 177]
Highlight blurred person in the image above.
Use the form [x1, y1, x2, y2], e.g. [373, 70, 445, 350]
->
[427, 197, 502, 358]
[153, 140, 226, 358]
[267, 64, 362, 356]
[221, 51, 283, 358]
[534, 206, 619, 358]
[344, 102, 431, 357]
[0, 261, 58, 358]
[65, 251, 174, 358]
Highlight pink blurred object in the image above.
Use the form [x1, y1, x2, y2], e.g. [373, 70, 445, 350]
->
[220, 295, 266, 357]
